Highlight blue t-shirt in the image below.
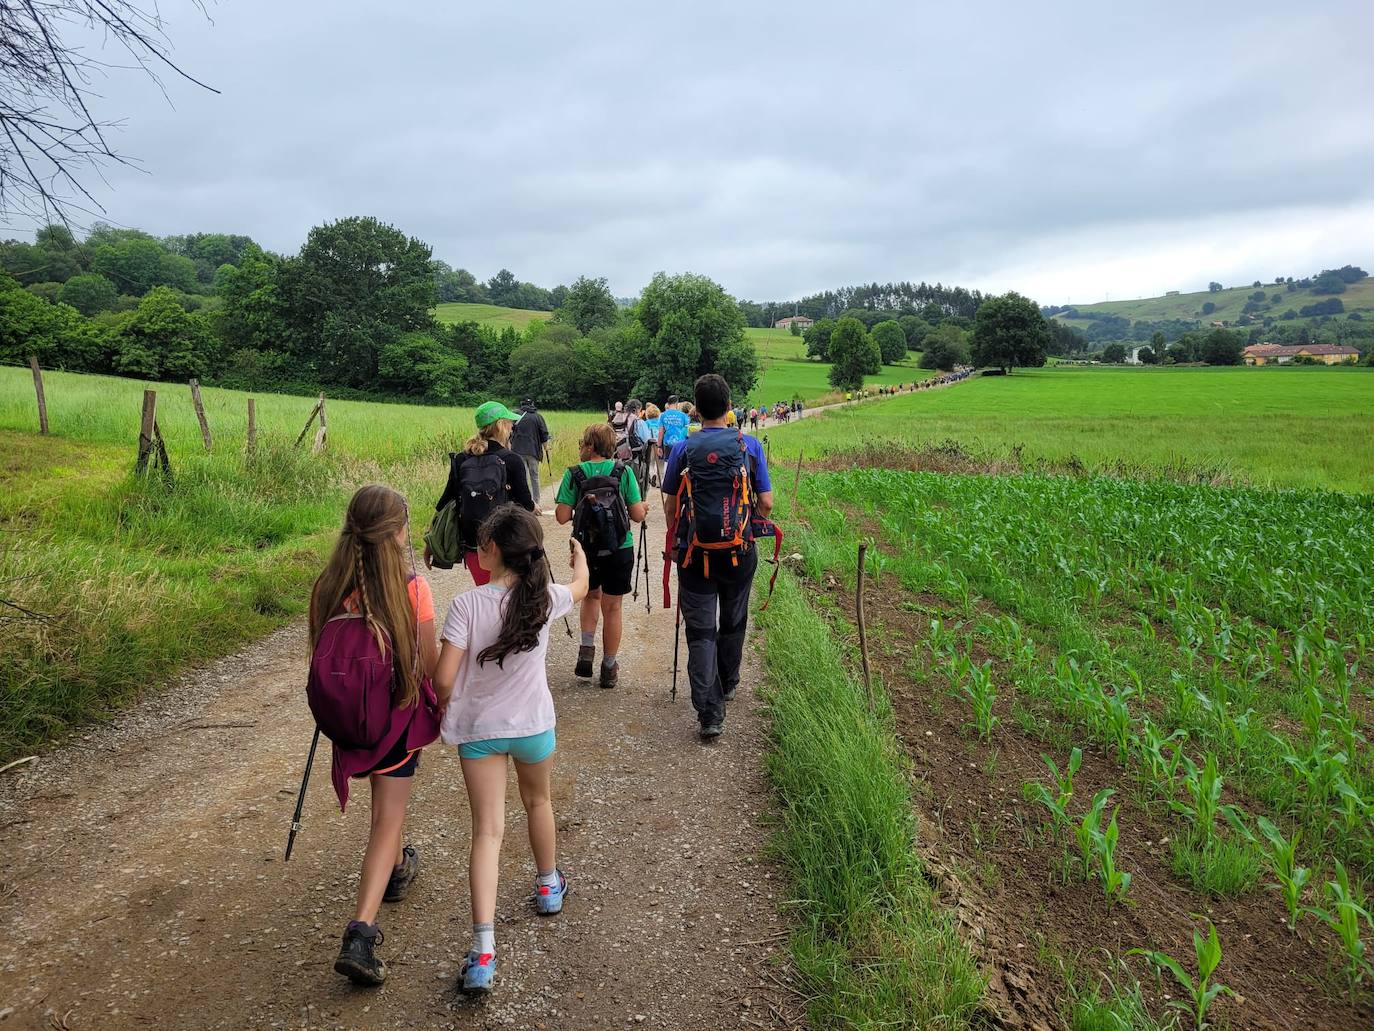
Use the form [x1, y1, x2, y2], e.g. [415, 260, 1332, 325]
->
[659, 408, 690, 448]
[663, 428, 773, 551]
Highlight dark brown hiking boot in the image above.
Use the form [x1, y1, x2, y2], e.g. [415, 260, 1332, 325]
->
[599, 662, 618, 689]
[575, 645, 594, 678]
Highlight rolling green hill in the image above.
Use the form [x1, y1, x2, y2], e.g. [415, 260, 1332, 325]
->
[1053, 274, 1374, 345]
[433, 302, 552, 330]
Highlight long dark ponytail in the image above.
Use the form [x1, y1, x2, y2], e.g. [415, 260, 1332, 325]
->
[475, 505, 552, 668]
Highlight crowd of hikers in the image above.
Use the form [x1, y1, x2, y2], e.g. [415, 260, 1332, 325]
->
[304, 374, 777, 996]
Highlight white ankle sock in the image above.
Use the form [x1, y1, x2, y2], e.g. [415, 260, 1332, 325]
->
[472, 922, 494, 956]
[536, 868, 561, 888]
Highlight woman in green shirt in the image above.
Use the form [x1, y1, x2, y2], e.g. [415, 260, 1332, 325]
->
[554, 423, 648, 688]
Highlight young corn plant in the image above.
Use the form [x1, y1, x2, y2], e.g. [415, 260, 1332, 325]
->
[1023, 747, 1082, 837]
[1075, 789, 1114, 881]
[1306, 861, 1373, 998]
[955, 655, 999, 742]
[1130, 918, 1236, 1031]
[1093, 806, 1132, 906]
[1255, 816, 1309, 932]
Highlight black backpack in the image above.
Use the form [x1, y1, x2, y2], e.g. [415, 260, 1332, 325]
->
[570, 462, 631, 557]
[458, 451, 508, 546]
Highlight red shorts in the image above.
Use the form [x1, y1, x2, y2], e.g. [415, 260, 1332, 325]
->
[464, 549, 491, 586]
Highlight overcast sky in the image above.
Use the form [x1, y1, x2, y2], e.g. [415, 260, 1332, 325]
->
[14, 0, 1374, 304]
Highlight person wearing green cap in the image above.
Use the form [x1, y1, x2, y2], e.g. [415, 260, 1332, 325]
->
[426, 401, 534, 585]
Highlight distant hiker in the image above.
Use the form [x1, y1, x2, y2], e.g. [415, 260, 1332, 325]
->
[642, 403, 664, 486]
[725, 407, 737, 428]
[657, 395, 690, 465]
[662, 374, 774, 741]
[555, 423, 648, 688]
[748, 407, 759, 431]
[425, 401, 534, 586]
[311, 485, 441, 987]
[509, 397, 551, 511]
[626, 399, 653, 496]
[434, 506, 589, 996]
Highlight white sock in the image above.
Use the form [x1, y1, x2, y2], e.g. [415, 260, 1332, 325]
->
[537, 868, 561, 889]
[472, 922, 494, 956]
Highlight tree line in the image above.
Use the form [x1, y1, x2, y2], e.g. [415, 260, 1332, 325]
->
[740, 280, 988, 328]
[0, 217, 760, 408]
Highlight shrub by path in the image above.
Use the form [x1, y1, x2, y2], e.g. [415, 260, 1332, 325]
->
[0, 502, 800, 1030]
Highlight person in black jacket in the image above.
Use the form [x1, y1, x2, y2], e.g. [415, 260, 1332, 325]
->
[509, 398, 551, 510]
[425, 401, 534, 585]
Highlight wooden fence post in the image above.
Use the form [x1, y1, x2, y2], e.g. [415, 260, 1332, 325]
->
[312, 393, 328, 455]
[793, 448, 805, 499]
[29, 356, 48, 435]
[189, 379, 212, 451]
[246, 398, 257, 458]
[293, 397, 321, 448]
[135, 389, 172, 478]
[856, 543, 874, 713]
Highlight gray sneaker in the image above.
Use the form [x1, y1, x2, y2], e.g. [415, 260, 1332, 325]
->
[722, 686, 737, 702]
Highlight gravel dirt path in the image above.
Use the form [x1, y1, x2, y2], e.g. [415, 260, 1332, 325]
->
[0, 499, 802, 1031]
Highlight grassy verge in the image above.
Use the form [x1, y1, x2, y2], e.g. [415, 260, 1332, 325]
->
[756, 570, 984, 1026]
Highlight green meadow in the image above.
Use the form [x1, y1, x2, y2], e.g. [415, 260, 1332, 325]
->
[768, 365, 1374, 492]
[433, 301, 552, 330]
[746, 325, 931, 405]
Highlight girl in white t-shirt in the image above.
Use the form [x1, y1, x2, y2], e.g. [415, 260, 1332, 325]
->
[434, 505, 589, 996]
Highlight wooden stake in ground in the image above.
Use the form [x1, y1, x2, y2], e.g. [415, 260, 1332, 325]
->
[246, 398, 257, 459]
[792, 449, 804, 499]
[293, 396, 323, 449]
[29, 356, 48, 435]
[135, 389, 172, 479]
[856, 542, 874, 712]
[312, 394, 328, 455]
[189, 379, 212, 451]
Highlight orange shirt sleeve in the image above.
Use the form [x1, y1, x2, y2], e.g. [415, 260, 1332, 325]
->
[408, 576, 435, 623]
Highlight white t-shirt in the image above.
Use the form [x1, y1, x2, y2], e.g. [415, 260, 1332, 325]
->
[439, 582, 574, 745]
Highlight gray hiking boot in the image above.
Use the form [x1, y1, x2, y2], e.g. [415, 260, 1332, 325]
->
[334, 921, 386, 985]
[699, 721, 724, 742]
[383, 844, 419, 903]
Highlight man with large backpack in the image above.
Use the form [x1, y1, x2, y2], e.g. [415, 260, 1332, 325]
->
[554, 422, 648, 688]
[509, 397, 551, 511]
[661, 374, 774, 741]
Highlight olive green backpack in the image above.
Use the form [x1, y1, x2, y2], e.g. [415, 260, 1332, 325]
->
[423, 454, 465, 569]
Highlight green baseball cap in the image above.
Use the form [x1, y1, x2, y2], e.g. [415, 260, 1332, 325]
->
[474, 400, 519, 428]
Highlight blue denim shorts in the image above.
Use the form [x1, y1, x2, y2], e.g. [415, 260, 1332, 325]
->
[457, 728, 556, 764]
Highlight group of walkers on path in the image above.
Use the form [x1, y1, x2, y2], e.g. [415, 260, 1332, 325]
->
[305, 375, 774, 997]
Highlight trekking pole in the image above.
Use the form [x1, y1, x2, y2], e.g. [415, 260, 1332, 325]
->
[284, 727, 321, 862]
[563, 538, 574, 636]
[640, 523, 651, 615]
[670, 595, 682, 702]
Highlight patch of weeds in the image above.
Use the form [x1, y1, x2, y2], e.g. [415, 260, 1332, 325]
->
[1170, 830, 1262, 897]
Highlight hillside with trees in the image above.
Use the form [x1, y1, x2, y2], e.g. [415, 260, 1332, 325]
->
[1045, 265, 1374, 360]
[0, 221, 757, 408]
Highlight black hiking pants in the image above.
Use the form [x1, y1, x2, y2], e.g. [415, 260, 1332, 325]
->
[677, 548, 757, 729]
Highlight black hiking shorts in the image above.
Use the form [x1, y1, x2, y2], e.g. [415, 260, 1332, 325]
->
[588, 546, 635, 597]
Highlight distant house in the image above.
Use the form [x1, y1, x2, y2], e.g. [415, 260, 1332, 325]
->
[774, 315, 815, 331]
[1165, 290, 1180, 297]
[1242, 343, 1360, 366]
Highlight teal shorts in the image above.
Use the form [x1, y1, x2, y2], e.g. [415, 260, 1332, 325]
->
[458, 728, 556, 764]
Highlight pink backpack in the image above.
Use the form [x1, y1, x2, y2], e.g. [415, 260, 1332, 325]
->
[306, 614, 398, 750]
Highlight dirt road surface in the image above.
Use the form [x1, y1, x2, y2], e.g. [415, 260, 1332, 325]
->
[0, 498, 802, 1030]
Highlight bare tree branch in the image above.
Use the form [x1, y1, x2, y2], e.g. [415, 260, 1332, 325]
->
[0, 0, 217, 227]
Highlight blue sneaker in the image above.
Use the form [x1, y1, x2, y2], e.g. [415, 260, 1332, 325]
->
[534, 869, 568, 915]
[460, 950, 495, 995]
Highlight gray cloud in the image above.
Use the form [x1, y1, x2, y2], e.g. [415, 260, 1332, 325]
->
[14, 0, 1374, 303]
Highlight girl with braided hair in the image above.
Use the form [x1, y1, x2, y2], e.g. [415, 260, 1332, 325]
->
[434, 505, 589, 996]
[309, 484, 440, 986]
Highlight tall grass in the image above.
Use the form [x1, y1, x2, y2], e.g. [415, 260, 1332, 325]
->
[757, 572, 984, 1026]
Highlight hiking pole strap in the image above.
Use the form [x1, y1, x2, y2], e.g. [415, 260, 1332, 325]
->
[284, 726, 322, 862]
[758, 522, 784, 613]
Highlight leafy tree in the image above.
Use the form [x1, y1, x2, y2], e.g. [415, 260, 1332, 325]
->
[1201, 301, 1216, 315]
[556, 275, 619, 334]
[970, 292, 1050, 373]
[1101, 343, 1127, 363]
[1138, 346, 1159, 365]
[486, 269, 519, 306]
[1046, 318, 1084, 357]
[58, 273, 118, 315]
[0, 276, 105, 369]
[1311, 272, 1347, 295]
[827, 317, 880, 390]
[116, 287, 214, 380]
[91, 238, 196, 295]
[898, 314, 932, 351]
[1208, 282, 1223, 293]
[871, 319, 908, 364]
[1151, 330, 1165, 351]
[632, 272, 755, 399]
[918, 323, 970, 371]
[1200, 329, 1243, 366]
[26, 282, 62, 304]
[277, 216, 435, 388]
[803, 318, 834, 360]
[1251, 281, 1262, 288]
[377, 331, 468, 401]
[216, 245, 288, 354]
[789, 319, 801, 337]
[1299, 298, 1344, 317]
[1250, 290, 1266, 302]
